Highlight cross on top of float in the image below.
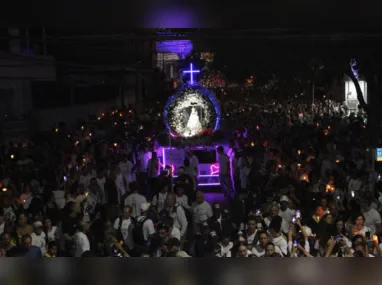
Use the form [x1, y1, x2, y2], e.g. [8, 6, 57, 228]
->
[182, 63, 200, 85]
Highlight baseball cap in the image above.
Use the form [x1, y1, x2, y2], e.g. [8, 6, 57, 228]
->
[280, 195, 289, 202]
[33, 221, 43, 228]
[140, 202, 151, 212]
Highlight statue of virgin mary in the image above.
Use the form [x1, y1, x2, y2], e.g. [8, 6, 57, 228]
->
[184, 107, 203, 137]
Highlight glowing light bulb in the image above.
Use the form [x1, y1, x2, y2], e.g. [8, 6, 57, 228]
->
[10, 154, 14, 159]
[97, 117, 101, 121]
[89, 133, 92, 137]
[2, 188, 7, 192]
[114, 143, 118, 147]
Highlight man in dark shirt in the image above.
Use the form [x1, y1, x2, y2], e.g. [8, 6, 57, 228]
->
[62, 201, 81, 256]
[7, 234, 42, 258]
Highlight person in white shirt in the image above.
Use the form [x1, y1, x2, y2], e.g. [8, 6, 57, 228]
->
[30, 221, 46, 255]
[251, 230, 283, 257]
[269, 216, 288, 256]
[192, 191, 213, 225]
[147, 151, 159, 195]
[114, 166, 127, 201]
[151, 183, 169, 213]
[164, 216, 181, 241]
[239, 157, 251, 190]
[185, 151, 199, 191]
[166, 193, 188, 237]
[125, 182, 147, 218]
[215, 233, 233, 257]
[175, 187, 190, 209]
[113, 206, 134, 250]
[43, 217, 58, 243]
[264, 204, 290, 234]
[73, 221, 90, 257]
[278, 195, 296, 231]
[95, 168, 107, 205]
[361, 198, 382, 236]
[217, 146, 232, 197]
[83, 179, 100, 222]
[134, 202, 156, 248]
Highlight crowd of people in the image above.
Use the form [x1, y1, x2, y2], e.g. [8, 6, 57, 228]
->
[0, 96, 381, 258]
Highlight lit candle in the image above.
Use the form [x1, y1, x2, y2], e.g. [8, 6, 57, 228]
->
[297, 150, 301, 155]
[2, 188, 7, 192]
[81, 126, 84, 130]
[89, 133, 92, 137]
[55, 128, 59, 133]
[114, 122, 117, 126]
[114, 143, 118, 147]
[97, 117, 101, 121]
[10, 154, 14, 159]
[297, 163, 301, 169]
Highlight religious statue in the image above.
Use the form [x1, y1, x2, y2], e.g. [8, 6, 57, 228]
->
[184, 107, 203, 137]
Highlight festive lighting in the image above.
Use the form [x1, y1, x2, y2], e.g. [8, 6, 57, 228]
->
[183, 63, 200, 85]
[297, 163, 301, 169]
[2, 188, 7, 192]
[164, 84, 221, 138]
[210, 163, 219, 175]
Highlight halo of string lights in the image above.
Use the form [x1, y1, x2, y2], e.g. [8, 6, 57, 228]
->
[164, 83, 221, 138]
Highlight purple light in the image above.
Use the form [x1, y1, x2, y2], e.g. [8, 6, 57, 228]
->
[183, 63, 200, 85]
[199, 183, 221, 186]
[210, 163, 219, 175]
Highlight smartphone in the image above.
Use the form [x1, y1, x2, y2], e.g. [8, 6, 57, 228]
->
[334, 235, 342, 242]
[63, 176, 67, 182]
[292, 216, 296, 223]
[293, 240, 298, 247]
[351, 191, 355, 198]
[366, 231, 371, 240]
[255, 209, 262, 216]
[296, 210, 301, 219]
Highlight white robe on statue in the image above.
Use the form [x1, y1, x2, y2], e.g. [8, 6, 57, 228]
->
[185, 107, 203, 137]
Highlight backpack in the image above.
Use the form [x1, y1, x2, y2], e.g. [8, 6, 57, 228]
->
[132, 217, 149, 246]
[176, 205, 193, 228]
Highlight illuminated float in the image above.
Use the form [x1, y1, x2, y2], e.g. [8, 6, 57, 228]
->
[157, 63, 222, 187]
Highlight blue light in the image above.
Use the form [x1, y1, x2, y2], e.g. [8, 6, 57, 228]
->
[164, 83, 221, 137]
[182, 63, 200, 85]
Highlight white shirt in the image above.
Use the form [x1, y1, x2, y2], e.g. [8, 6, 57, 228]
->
[152, 192, 168, 212]
[115, 173, 126, 199]
[53, 190, 66, 210]
[187, 155, 199, 177]
[46, 226, 58, 242]
[169, 206, 188, 236]
[96, 177, 107, 204]
[279, 208, 295, 222]
[74, 231, 90, 257]
[251, 244, 283, 257]
[363, 208, 382, 235]
[218, 153, 230, 175]
[113, 217, 134, 249]
[216, 242, 233, 257]
[192, 201, 213, 223]
[171, 227, 181, 241]
[136, 216, 155, 241]
[125, 193, 147, 218]
[31, 232, 46, 255]
[83, 191, 98, 222]
[272, 235, 288, 256]
[240, 167, 250, 189]
[176, 195, 190, 209]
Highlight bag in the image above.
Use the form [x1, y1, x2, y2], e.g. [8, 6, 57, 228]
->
[132, 217, 149, 246]
[176, 205, 193, 228]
